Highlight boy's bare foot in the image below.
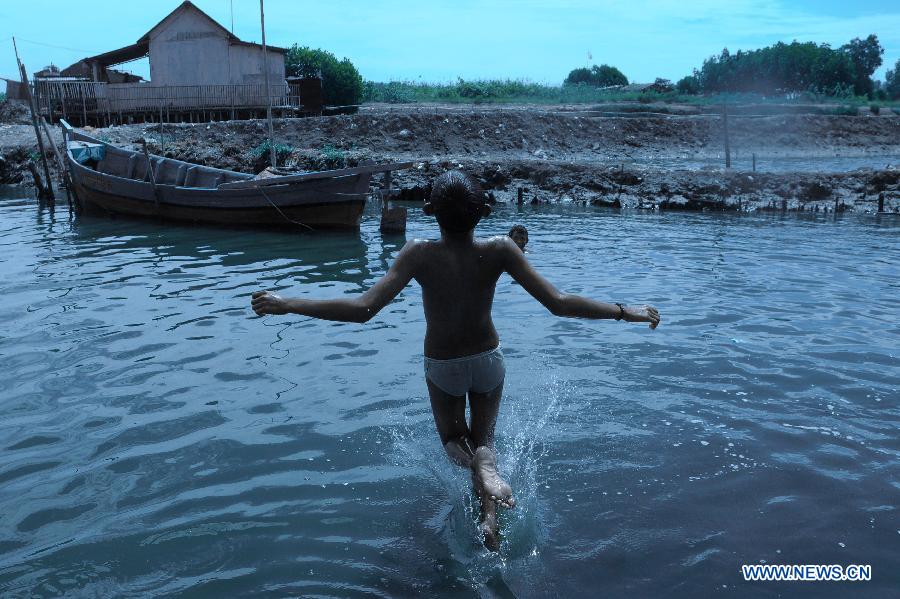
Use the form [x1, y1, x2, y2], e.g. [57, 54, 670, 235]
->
[444, 435, 476, 468]
[479, 498, 500, 552]
[472, 446, 515, 509]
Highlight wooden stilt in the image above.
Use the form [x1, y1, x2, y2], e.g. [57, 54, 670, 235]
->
[13, 38, 55, 203]
[723, 103, 731, 169]
[40, 118, 74, 211]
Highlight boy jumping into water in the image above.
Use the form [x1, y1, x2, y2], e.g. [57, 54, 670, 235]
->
[251, 171, 660, 551]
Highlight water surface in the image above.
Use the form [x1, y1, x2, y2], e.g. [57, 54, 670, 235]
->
[0, 193, 898, 597]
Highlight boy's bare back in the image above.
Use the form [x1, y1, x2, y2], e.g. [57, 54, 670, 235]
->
[406, 236, 509, 360]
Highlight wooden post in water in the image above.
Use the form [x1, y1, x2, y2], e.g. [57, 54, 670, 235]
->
[380, 169, 407, 234]
[723, 103, 731, 169]
[752, 153, 756, 172]
[13, 38, 55, 203]
[878, 192, 885, 213]
[40, 117, 74, 211]
[159, 100, 165, 152]
[260, 0, 277, 169]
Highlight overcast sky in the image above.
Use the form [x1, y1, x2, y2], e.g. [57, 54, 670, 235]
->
[2, 0, 898, 85]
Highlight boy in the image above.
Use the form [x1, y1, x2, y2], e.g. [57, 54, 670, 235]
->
[508, 224, 528, 252]
[251, 171, 660, 551]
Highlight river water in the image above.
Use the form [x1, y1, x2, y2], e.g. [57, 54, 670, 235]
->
[0, 190, 897, 598]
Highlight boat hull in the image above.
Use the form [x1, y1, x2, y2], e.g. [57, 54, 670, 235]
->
[63, 125, 381, 230]
[73, 180, 367, 228]
[68, 156, 370, 229]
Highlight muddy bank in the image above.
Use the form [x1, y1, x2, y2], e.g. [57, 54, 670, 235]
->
[1, 105, 898, 212]
[95, 107, 900, 164]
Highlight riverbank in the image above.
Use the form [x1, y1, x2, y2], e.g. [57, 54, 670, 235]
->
[1, 102, 898, 212]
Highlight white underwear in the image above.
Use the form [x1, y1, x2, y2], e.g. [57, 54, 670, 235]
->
[424, 346, 505, 397]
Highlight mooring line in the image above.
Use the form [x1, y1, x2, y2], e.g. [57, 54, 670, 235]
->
[258, 187, 314, 230]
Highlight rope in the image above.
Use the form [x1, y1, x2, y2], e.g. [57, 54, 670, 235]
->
[258, 186, 314, 230]
[13, 37, 99, 54]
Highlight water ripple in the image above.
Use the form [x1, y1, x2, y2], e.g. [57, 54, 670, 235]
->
[0, 197, 897, 597]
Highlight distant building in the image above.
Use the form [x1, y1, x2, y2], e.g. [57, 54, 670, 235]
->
[62, 1, 286, 86]
[34, 65, 61, 79]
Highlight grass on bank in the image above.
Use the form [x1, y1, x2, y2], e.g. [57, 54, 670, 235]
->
[362, 80, 900, 113]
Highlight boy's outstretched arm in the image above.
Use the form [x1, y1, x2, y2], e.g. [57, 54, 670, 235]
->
[251, 241, 420, 323]
[501, 237, 660, 328]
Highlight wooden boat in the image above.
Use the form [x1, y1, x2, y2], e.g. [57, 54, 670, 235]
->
[60, 120, 411, 229]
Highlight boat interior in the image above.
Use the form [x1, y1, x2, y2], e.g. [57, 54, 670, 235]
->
[70, 135, 252, 190]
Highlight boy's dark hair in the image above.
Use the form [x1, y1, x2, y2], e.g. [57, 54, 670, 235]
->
[508, 224, 528, 237]
[427, 171, 488, 233]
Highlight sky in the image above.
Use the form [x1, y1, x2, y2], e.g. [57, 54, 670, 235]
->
[1, 0, 899, 86]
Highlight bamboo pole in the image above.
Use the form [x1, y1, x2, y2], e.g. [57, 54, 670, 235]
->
[260, 0, 277, 169]
[723, 102, 731, 169]
[13, 38, 55, 203]
[141, 139, 160, 208]
[39, 117, 73, 210]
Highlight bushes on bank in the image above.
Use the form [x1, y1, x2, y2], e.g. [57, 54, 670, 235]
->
[285, 46, 363, 107]
[564, 64, 628, 87]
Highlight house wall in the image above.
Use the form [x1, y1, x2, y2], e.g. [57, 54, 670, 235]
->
[148, 8, 284, 87]
[227, 44, 285, 86]
[149, 9, 230, 85]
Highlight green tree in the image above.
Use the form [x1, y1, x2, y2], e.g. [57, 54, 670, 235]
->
[285, 45, 363, 107]
[564, 64, 628, 87]
[840, 34, 883, 96]
[676, 74, 701, 94]
[885, 59, 900, 99]
[694, 40, 861, 95]
[564, 67, 594, 85]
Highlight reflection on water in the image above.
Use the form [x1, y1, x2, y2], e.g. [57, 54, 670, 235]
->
[0, 195, 898, 597]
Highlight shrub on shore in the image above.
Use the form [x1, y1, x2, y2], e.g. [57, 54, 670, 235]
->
[285, 46, 363, 108]
[251, 140, 294, 170]
[564, 64, 628, 87]
[361, 80, 900, 111]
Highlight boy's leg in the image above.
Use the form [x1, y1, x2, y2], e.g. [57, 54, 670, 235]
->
[479, 494, 500, 552]
[469, 381, 515, 510]
[426, 378, 476, 468]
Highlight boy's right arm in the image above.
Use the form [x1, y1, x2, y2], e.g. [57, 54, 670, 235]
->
[500, 237, 660, 328]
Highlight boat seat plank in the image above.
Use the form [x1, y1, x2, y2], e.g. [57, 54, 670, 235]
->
[217, 162, 414, 190]
[175, 164, 188, 186]
[184, 166, 197, 188]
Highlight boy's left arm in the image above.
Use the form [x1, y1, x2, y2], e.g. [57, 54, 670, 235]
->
[251, 241, 420, 323]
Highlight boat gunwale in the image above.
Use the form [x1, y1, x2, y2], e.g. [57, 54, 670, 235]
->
[61, 120, 411, 192]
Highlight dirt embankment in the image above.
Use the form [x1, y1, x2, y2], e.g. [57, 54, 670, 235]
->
[2, 103, 899, 212]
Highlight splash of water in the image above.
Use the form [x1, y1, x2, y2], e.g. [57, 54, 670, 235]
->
[387, 369, 568, 589]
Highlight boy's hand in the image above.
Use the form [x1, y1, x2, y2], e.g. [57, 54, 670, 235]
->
[251, 290, 288, 316]
[624, 305, 660, 329]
